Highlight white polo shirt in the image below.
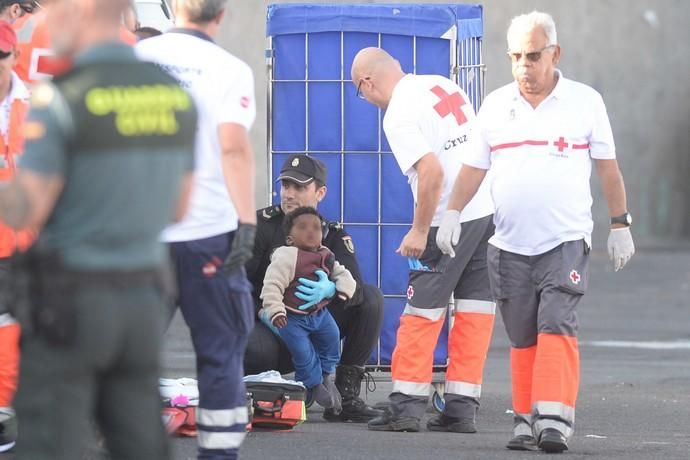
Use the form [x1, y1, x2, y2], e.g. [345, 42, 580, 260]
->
[383, 74, 493, 226]
[136, 31, 256, 242]
[463, 71, 616, 255]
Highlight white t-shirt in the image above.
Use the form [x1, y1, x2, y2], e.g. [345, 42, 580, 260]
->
[463, 71, 616, 255]
[136, 31, 256, 242]
[0, 72, 29, 139]
[383, 74, 493, 226]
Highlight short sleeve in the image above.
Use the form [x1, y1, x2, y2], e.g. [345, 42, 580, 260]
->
[589, 92, 616, 159]
[462, 104, 492, 170]
[19, 83, 70, 176]
[383, 105, 433, 175]
[217, 62, 256, 130]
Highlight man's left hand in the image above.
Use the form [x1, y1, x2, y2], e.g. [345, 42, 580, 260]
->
[224, 223, 256, 272]
[397, 228, 428, 259]
[607, 227, 635, 271]
[296, 270, 336, 310]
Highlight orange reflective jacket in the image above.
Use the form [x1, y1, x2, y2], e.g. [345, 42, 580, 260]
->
[13, 12, 136, 84]
[0, 96, 34, 257]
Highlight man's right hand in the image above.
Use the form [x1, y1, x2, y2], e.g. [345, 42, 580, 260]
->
[436, 210, 462, 257]
[295, 270, 336, 310]
[224, 223, 256, 272]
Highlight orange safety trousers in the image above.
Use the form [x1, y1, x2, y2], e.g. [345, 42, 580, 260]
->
[511, 333, 580, 415]
[0, 100, 34, 258]
[0, 322, 20, 407]
[391, 305, 495, 396]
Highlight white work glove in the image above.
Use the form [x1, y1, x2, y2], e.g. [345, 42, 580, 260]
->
[607, 227, 635, 272]
[436, 210, 462, 258]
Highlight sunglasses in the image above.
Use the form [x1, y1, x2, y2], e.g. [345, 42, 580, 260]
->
[507, 44, 556, 63]
[355, 77, 370, 100]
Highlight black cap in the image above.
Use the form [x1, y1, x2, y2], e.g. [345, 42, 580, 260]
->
[276, 154, 327, 185]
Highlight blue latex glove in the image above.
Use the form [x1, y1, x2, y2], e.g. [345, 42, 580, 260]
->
[295, 270, 336, 310]
[408, 257, 431, 271]
[259, 310, 280, 336]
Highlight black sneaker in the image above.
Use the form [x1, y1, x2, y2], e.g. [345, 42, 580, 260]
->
[538, 428, 568, 453]
[368, 410, 420, 432]
[426, 414, 476, 433]
[506, 434, 538, 451]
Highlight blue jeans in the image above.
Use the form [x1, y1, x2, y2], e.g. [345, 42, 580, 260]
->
[278, 309, 340, 388]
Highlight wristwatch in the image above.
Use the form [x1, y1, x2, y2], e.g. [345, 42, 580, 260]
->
[610, 212, 632, 227]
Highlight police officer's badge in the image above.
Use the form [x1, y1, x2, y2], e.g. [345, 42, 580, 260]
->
[342, 236, 355, 254]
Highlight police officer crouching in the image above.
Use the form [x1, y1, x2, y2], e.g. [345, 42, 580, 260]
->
[245, 154, 384, 422]
[0, 1, 197, 458]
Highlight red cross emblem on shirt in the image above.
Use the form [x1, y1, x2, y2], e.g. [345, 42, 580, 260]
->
[406, 285, 415, 300]
[430, 86, 468, 126]
[554, 137, 569, 152]
[569, 270, 581, 285]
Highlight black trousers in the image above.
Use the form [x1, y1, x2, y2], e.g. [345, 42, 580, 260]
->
[15, 282, 169, 460]
[244, 284, 384, 375]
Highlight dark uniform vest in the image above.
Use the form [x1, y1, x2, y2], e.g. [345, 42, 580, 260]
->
[54, 60, 196, 155]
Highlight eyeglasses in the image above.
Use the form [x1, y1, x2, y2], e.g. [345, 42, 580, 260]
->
[507, 45, 556, 63]
[356, 77, 370, 100]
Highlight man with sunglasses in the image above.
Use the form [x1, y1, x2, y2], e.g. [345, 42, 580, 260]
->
[351, 47, 496, 434]
[437, 11, 635, 453]
[0, 0, 35, 22]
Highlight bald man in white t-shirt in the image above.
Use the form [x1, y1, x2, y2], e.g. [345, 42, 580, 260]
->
[437, 11, 635, 454]
[352, 47, 496, 434]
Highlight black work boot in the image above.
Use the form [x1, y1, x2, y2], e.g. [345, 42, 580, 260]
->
[426, 414, 476, 433]
[323, 365, 383, 422]
[538, 428, 568, 453]
[0, 408, 17, 453]
[367, 408, 420, 432]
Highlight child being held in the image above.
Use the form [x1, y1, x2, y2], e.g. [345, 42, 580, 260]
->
[260, 207, 356, 413]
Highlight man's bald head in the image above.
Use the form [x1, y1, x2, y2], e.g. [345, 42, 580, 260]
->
[351, 47, 399, 82]
[351, 47, 405, 109]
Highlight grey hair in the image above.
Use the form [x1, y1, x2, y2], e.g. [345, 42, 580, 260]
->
[175, 0, 226, 24]
[507, 11, 558, 50]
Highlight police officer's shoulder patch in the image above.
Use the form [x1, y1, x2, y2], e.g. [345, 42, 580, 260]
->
[341, 235, 355, 254]
[30, 82, 56, 108]
[259, 205, 282, 221]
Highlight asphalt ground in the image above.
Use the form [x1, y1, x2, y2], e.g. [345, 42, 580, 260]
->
[163, 248, 690, 460]
[2, 248, 689, 459]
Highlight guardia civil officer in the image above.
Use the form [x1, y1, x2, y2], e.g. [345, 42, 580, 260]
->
[244, 154, 384, 423]
[0, 0, 197, 458]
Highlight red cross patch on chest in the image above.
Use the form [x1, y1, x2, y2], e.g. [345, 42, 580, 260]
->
[430, 86, 468, 126]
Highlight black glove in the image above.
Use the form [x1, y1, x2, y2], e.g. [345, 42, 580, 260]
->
[224, 223, 257, 272]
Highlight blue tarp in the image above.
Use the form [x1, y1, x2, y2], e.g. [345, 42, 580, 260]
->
[266, 3, 484, 366]
[267, 3, 482, 41]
